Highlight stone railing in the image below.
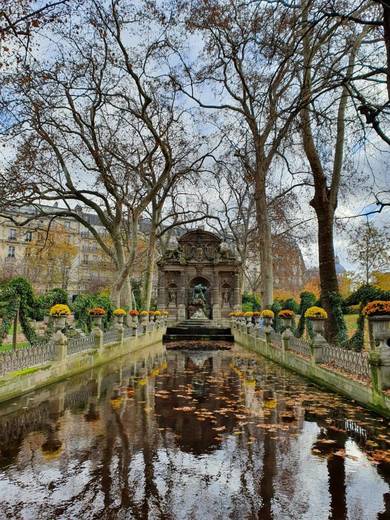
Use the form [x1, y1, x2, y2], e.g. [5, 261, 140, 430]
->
[232, 318, 390, 416]
[321, 345, 370, 380]
[288, 336, 312, 358]
[0, 319, 167, 379]
[67, 334, 96, 356]
[0, 342, 56, 377]
[123, 327, 134, 338]
[102, 329, 120, 345]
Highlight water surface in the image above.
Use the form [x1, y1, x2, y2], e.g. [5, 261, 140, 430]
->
[0, 344, 389, 520]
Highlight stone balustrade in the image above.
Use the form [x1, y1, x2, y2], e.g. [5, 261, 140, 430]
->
[0, 319, 166, 403]
[231, 317, 390, 417]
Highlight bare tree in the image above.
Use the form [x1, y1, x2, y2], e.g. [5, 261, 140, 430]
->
[319, 0, 390, 145]
[300, 1, 370, 341]
[0, 1, 214, 306]
[169, 0, 306, 307]
[348, 219, 390, 284]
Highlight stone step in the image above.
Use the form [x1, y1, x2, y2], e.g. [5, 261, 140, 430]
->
[167, 327, 232, 335]
[163, 334, 234, 343]
[163, 318, 234, 344]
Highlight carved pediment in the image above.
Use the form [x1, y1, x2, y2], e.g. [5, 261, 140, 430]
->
[178, 229, 222, 246]
[158, 228, 239, 266]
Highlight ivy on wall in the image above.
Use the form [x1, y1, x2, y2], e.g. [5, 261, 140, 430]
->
[0, 278, 38, 346]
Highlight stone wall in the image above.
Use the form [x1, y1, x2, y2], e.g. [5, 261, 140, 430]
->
[0, 326, 165, 404]
[233, 323, 390, 418]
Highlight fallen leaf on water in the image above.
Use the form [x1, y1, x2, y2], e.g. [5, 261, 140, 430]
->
[173, 406, 195, 412]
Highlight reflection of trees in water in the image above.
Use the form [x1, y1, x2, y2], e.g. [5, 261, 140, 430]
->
[0, 347, 389, 519]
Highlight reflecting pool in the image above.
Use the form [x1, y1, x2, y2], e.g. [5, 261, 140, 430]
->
[0, 344, 389, 519]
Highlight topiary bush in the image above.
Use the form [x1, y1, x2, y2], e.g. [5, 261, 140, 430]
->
[282, 298, 300, 314]
[271, 300, 282, 332]
[296, 291, 316, 338]
[0, 277, 38, 346]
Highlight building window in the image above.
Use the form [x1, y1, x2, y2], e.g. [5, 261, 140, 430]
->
[25, 231, 33, 242]
[8, 229, 16, 241]
[7, 246, 15, 258]
[83, 254, 89, 264]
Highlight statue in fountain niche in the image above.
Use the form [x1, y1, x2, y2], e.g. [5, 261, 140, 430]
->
[191, 282, 207, 305]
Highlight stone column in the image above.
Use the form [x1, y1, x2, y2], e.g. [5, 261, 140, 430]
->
[281, 327, 292, 360]
[309, 319, 327, 364]
[233, 272, 241, 311]
[93, 323, 104, 352]
[177, 272, 186, 321]
[212, 270, 221, 321]
[157, 270, 166, 310]
[53, 329, 68, 363]
[115, 320, 124, 347]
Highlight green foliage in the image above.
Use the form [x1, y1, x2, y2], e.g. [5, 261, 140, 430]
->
[131, 278, 142, 309]
[271, 300, 282, 332]
[30, 288, 69, 321]
[344, 284, 390, 306]
[242, 292, 261, 312]
[282, 298, 299, 314]
[0, 277, 38, 346]
[296, 292, 316, 338]
[72, 293, 114, 332]
[327, 291, 348, 344]
[343, 284, 390, 351]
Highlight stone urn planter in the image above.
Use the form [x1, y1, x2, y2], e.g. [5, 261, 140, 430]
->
[49, 304, 72, 333]
[90, 315, 103, 329]
[52, 315, 67, 331]
[368, 314, 390, 389]
[89, 307, 106, 330]
[131, 316, 139, 329]
[261, 312, 274, 333]
[310, 318, 326, 336]
[278, 310, 294, 332]
[304, 307, 328, 363]
[306, 318, 327, 363]
[115, 315, 124, 326]
[113, 309, 126, 327]
[140, 313, 149, 328]
[369, 315, 390, 346]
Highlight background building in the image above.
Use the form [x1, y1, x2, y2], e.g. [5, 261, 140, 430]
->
[0, 205, 149, 299]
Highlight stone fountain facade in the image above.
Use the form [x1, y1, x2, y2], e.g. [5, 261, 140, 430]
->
[157, 229, 241, 321]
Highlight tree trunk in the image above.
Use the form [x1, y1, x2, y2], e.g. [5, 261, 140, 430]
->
[120, 277, 132, 309]
[383, 1, 390, 100]
[142, 227, 157, 310]
[112, 218, 139, 308]
[254, 170, 273, 308]
[313, 201, 340, 343]
[12, 304, 19, 350]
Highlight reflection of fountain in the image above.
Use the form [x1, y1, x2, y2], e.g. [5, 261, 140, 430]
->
[156, 351, 239, 454]
[185, 351, 213, 368]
